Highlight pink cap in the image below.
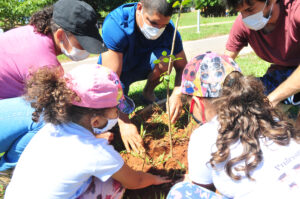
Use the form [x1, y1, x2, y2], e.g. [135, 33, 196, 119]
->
[65, 64, 134, 113]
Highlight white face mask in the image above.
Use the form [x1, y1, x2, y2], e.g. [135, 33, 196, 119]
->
[60, 33, 90, 61]
[93, 117, 118, 134]
[242, 0, 274, 31]
[139, 9, 166, 40]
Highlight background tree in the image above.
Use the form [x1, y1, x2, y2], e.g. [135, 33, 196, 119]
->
[0, 0, 135, 31]
[0, 0, 55, 30]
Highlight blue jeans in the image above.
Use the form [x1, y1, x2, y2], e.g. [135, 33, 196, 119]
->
[260, 65, 300, 105]
[0, 97, 45, 171]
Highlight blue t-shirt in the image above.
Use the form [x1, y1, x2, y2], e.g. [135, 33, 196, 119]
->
[98, 3, 183, 73]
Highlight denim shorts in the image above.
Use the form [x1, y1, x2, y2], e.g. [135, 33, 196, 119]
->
[259, 65, 300, 105]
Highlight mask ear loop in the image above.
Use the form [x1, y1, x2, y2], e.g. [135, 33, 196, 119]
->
[190, 97, 206, 124]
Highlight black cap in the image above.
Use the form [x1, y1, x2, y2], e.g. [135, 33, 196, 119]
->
[53, 0, 107, 54]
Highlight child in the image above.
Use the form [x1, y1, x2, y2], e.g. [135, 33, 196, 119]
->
[5, 64, 170, 199]
[167, 52, 300, 198]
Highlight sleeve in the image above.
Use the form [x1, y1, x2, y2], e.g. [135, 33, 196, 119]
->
[188, 125, 217, 185]
[94, 143, 124, 182]
[101, 15, 129, 52]
[226, 15, 249, 53]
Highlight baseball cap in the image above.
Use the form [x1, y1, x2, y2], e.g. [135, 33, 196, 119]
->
[181, 52, 241, 98]
[65, 64, 135, 114]
[53, 0, 107, 54]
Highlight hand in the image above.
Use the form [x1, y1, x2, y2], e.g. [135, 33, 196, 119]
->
[95, 132, 114, 144]
[168, 91, 183, 124]
[119, 122, 145, 153]
[153, 175, 171, 185]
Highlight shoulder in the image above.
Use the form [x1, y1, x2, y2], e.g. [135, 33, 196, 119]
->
[189, 117, 219, 151]
[103, 3, 137, 32]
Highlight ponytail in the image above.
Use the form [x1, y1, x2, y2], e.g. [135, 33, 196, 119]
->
[210, 72, 300, 181]
[25, 67, 76, 125]
[29, 6, 53, 35]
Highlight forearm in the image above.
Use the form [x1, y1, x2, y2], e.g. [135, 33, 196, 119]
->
[125, 171, 158, 189]
[268, 65, 300, 106]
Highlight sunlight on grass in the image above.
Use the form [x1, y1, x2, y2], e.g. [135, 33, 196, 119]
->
[236, 53, 269, 77]
[179, 23, 233, 41]
[172, 12, 237, 26]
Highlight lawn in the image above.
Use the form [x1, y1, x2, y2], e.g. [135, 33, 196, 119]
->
[128, 53, 269, 111]
[178, 23, 233, 41]
[172, 12, 236, 27]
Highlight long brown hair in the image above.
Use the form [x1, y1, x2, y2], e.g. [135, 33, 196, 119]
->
[210, 71, 300, 180]
[25, 67, 106, 125]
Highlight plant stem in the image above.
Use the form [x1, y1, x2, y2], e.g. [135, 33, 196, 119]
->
[166, 3, 183, 157]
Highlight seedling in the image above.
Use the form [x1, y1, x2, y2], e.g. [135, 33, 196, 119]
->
[140, 123, 147, 139]
[154, 0, 192, 158]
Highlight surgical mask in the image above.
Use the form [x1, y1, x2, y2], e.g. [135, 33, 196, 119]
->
[60, 33, 90, 61]
[139, 9, 166, 40]
[242, 0, 274, 31]
[93, 117, 118, 134]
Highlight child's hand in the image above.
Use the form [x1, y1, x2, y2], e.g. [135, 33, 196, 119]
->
[153, 175, 171, 185]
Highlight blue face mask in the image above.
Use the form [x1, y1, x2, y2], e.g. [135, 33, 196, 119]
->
[93, 117, 118, 134]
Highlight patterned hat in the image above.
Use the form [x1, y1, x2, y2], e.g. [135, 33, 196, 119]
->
[181, 52, 241, 98]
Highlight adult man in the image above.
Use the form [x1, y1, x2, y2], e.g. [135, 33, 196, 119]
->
[0, 0, 107, 99]
[99, 0, 188, 152]
[224, 0, 300, 108]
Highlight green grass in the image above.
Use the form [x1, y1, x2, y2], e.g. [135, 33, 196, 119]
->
[179, 23, 233, 41]
[236, 53, 269, 77]
[172, 12, 236, 27]
[128, 53, 269, 107]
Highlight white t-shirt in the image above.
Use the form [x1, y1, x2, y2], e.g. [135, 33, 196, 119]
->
[188, 116, 300, 199]
[5, 122, 124, 199]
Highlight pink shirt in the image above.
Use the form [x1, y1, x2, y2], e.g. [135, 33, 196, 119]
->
[226, 0, 300, 67]
[0, 25, 61, 99]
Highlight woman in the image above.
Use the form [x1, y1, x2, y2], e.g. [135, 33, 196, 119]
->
[0, 0, 107, 99]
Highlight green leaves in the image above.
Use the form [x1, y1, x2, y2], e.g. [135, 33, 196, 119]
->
[153, 59, 161, 64]
[162, 50, 168, 56]
[163, 57, 170, 63]
[0, 0, 55, 30]
[182, 0, 192, 6]
[172, 1, 180, 8]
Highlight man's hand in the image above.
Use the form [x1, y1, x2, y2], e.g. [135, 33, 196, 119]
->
[168, 87, 183, 124]
[118, 113, 145, 153]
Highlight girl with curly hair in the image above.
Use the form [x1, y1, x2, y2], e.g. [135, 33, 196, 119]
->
[5, 64, 170, 198]
[0, 0, 107, 99]
[167, 52, 300, 198]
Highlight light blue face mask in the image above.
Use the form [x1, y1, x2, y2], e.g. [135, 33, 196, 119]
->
[93, 117, 118, 134]
[242, 0, 274, 31]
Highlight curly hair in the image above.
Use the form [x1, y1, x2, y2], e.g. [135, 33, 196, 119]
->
[209, 71, 300, 181]
[29, 5, 66, 35]
[29, 6, 54, 35]
[24, 67, 76, 125]
[25, 67, 108, 125]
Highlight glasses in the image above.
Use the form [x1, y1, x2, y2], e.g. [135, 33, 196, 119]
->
[190, 97, 206, 124]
